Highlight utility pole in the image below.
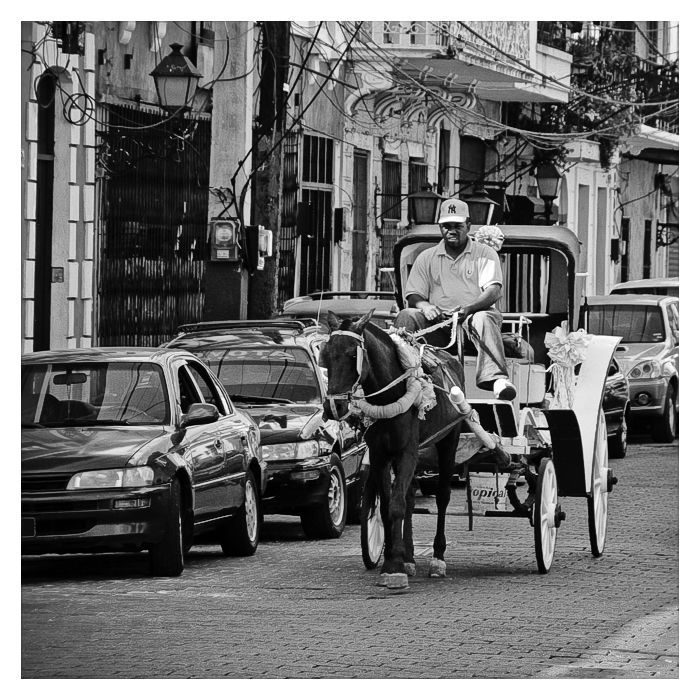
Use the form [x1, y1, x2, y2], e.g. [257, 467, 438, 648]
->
[248, 21, 290, 319]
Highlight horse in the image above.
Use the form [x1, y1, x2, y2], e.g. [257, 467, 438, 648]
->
[319, 309, 466, 590]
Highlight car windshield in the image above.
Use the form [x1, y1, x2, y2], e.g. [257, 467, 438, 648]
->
[587, 305, 666, 343]
[193, 347, 321, 404]
[611, 286, 678, 296]
[21, 362, 169, 427]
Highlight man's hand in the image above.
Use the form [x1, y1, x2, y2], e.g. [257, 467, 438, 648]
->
[416, 301, 442, 321]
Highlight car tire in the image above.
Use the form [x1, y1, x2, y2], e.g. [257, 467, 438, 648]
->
[149, 479, 185, 577]
[652, 384, 678, 443]
[608, 411, 628, 459]
[219, 469, 261, 557]
[300, 454, 347, 539]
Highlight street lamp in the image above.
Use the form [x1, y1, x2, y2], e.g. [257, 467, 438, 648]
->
[408, 187, 443, 225]
[464, 186, 498, 226]
[150, 43, 202, 112]
[535, 162, 562, 225]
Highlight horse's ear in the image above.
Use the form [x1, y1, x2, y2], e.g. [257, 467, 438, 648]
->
[327, 310, 341, 331]
[351, 308, 375, 334]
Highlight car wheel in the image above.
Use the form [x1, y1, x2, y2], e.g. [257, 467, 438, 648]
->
[219, 469, 261, 557]
[300, 454, 347, 539]
[652, 384, 678, 443]
[608, 411, 628, 459]
[149, 479, 185, 577]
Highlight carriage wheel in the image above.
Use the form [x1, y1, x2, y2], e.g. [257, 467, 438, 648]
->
[587, 409, 610, 557]
[360, 488, 384, 570]
[533, 458, 559, 574]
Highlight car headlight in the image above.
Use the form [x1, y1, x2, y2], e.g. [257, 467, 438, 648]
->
[628, 360, 661, 380]
[66, 466, 155, 490]
[261, 440, 330, 461]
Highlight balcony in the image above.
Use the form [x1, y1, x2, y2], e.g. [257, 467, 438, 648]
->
[349, 21, 572, 107]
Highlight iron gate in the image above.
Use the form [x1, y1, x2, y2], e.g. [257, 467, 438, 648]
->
[95, 105, 211, 346]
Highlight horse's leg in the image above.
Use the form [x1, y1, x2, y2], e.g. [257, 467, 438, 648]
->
[376, 461, 394, 587]
[403, 479, 416, 576]
[382, 449, 417, 590]
[429, 427, 460, 578]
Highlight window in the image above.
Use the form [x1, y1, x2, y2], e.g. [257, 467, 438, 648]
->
[643, 220, 653, 278]
[620, 217, 630, 282]
[178, 366, 202, 414]
[196, 347, 322, 404]
[438, 128, 451, 194]
[458, 136, 486, 188]
[353, 149, 369, 231]
[383, 21, 400, 44]
[381, 158, 402, 220]
[409, 22, 427, 45]
[302, 135, 333, 185]
[587, 304, 666, 343]
[408, 159, 428, 196]
[187, 361, 227, 414]
[21, 362, 169, 426]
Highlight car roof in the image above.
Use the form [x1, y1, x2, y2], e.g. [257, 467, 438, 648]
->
[164, 329, 323, 351]
[176, 318, 321, 334]
[281, 298, 397, 318]
[611, 277, 678, 290]
[586, 294, 678, 306]
[21, 346, 196, 364]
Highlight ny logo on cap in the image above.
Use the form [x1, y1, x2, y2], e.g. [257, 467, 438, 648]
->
[448, 204, 456, 214]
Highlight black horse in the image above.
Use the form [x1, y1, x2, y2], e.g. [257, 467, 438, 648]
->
[320, 309, 465, 590]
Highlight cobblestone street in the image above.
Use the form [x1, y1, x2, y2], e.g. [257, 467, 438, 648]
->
[21, 442, 678, 679]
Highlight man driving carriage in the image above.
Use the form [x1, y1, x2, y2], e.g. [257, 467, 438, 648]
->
[394, 197, 517, 402]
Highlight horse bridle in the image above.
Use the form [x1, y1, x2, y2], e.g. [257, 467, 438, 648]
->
[325, 329, 367, 420]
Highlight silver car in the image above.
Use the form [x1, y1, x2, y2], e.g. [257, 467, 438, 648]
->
[582, 295, 679, 442]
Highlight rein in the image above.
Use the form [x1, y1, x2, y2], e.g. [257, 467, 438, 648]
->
[325, 328, 417, 421]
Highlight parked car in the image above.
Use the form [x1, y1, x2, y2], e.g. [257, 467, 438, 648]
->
[581, 295, 679, 442]
[21, 347, 265, 576]
[602, 357, 631, 458]
[610, 277, 678, 297]
[280, 291, 398, 329]
[163, 320, 368, 538]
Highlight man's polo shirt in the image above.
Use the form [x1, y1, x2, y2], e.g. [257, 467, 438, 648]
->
[404, 237, 503, 313]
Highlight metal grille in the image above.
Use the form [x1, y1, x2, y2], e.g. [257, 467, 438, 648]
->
[377, 223, 407, 291]
[300, 188, 332, 294]
[381, 158, 402, 220]
[278, 133, 300, 308]
[95, 105, 211, 346]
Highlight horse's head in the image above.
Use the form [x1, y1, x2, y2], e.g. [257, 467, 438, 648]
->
[319, 308, 374, 421]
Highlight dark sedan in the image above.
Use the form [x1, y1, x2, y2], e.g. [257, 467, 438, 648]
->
[22, 348, 265, 576]
[163, 321, 368, 538]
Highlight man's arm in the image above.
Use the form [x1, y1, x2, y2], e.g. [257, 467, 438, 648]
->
[406, 293, 442, 321]
[459, 283, 501, 318]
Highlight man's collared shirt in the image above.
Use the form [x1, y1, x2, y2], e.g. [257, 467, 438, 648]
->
[404, 237, 502, 312]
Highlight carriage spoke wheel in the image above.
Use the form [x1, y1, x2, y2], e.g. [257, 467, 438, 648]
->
[361, 489, 384, 570]
[588, 409, 611, 557]
[534, 458, 560, 574]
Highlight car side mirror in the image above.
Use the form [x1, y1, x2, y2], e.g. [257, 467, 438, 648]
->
[180, 402, 220, 428]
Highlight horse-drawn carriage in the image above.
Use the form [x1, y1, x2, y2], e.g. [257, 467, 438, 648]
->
[321, 225, 620, 589]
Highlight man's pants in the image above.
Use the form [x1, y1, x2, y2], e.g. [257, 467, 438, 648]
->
[394, 308, 509, 391]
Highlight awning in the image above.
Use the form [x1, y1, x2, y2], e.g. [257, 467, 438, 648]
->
[396, 56, 533, 86]
[620, 125, 679, 165]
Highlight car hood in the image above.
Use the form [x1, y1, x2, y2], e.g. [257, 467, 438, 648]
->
[241, 404, 329, 444]
[614, 343, 667, 372]
[22, 426, 168, 474]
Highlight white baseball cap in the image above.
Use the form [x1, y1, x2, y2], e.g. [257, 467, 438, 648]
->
[438, 198, 470, 224]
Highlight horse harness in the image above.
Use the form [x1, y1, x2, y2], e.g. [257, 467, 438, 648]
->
[324, 329, 417, 421]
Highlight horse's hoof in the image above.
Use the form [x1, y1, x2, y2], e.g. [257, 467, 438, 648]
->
[376, 573, 389, 587]
[428, 558, 447, 578]
[404, 562, 416, 577]
[385, 573, 409, 590]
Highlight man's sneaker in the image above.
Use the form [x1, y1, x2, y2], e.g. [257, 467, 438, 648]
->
[493, 377, 517, 401]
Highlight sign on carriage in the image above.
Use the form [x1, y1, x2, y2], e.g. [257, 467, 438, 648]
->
[467, 472, 513, 514]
